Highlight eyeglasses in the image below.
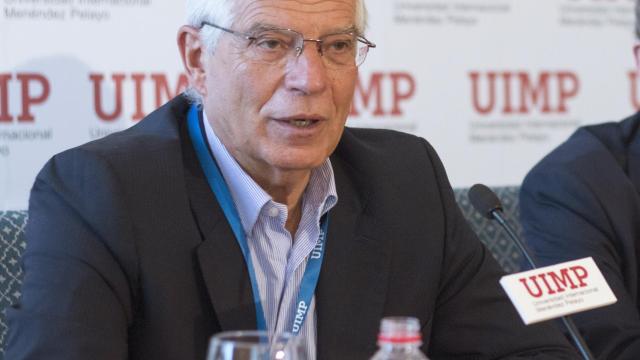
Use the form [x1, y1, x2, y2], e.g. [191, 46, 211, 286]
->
[200, 21, 376, 70]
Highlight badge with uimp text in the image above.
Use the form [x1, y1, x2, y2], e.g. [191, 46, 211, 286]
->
[500, 257, 617, 325]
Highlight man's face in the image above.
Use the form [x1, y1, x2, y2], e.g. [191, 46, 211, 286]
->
[201, 0, 359, 179]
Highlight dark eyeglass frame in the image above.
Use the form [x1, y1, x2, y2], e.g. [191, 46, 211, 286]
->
[199, 21, 376, 66]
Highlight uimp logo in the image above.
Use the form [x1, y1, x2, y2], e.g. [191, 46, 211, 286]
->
[469, 71, 580, 115]
[350, 72, 416, 117]
[0, 72, 188, 123]
[518, 265, 588, 298]
[0, 73, 51, 122]
[91, 72, 188, 122]
[500, 257, 616, 325]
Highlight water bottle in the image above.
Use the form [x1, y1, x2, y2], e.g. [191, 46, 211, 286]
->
[369, 317, 430, 360]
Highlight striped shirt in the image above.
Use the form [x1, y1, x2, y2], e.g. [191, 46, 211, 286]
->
[203, 114, 338, 360]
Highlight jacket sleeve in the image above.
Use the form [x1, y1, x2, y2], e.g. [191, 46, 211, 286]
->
[422, 139, 580, 359]
[5, 148, 137, 360]
[520, 158, 640, 360]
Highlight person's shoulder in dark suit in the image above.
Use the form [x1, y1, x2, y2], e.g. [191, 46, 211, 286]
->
[4, 96, 205, 360]
[520, 113, 640, 359]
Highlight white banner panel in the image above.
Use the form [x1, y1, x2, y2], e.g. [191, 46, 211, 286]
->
[1, 0, 637, 209]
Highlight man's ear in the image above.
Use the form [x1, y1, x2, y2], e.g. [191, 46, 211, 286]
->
[178, 25, 207, 97]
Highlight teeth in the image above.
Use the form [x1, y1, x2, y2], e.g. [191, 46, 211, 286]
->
[289, 119, 313, 127]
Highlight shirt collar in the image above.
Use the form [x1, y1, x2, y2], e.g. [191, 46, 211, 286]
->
[202, 111, 338, 235]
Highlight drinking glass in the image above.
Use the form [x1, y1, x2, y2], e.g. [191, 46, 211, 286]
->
[206, 330, 305, 360]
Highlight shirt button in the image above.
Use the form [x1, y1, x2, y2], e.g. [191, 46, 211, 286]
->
[268, 207, 279, 217]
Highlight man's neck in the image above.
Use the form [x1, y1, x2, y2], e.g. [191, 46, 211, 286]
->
[251, 169, 310, 235]
[206, 116, 313, 234]
[203, 114, 315, 234]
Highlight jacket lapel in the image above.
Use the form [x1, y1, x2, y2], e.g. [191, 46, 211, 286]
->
[316, 155, 391, 359]
[181, 116, 257, 331]
[623, 113, 640, 195]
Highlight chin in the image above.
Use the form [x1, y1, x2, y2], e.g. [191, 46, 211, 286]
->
[275, 160, 327, 172]
[269, 152, 329, 172]
[258, 139, 337, 171]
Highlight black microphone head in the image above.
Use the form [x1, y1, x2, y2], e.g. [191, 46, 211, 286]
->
[468, 184, 503, 219]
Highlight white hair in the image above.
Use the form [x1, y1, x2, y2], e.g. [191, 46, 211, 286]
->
[183, 0, 368, 103]
[185, 0, 236, 54]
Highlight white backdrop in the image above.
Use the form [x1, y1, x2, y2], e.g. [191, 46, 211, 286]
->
[1, 0, 638, 210]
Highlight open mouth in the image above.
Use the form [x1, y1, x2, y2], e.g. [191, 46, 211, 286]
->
[275, 116, 323, 128]
[288, 119, 319, 127]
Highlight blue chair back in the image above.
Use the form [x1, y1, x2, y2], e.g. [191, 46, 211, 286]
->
[453, 187, 523, 273]
[0, 211, 28, 360]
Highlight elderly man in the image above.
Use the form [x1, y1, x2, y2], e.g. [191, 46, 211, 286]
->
[7, 0, 578, 359]
[520, 1, 640, 359]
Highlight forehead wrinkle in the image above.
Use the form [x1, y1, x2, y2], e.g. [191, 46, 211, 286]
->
[231, 0, 356, 34]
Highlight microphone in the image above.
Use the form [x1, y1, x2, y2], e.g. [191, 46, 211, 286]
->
[468, 183, 595, 360]
[468, 184, 537, 269]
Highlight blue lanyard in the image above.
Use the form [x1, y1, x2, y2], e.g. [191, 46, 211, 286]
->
[186, 104, 328, 334]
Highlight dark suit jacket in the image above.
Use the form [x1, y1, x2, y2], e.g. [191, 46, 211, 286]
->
[7, 96, 578, 359]
[521, 113, 640, 359]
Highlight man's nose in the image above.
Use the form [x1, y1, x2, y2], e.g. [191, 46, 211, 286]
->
[284, 42, 328, 95]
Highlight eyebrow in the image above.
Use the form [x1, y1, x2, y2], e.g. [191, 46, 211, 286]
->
[245, 23, 360, 36]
